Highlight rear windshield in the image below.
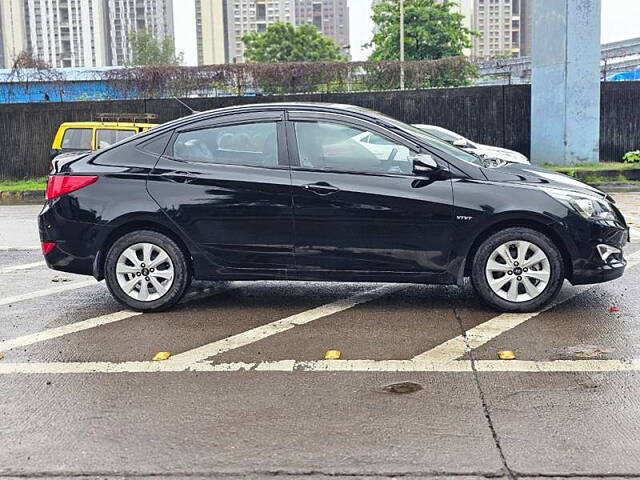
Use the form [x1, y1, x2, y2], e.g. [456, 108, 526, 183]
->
[61, 128, 92, 150]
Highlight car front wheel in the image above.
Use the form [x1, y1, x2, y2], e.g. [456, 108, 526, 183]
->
[104, 230, 191, 312]
[471, 227, 565, 313]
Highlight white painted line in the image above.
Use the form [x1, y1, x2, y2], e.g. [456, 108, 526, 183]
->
[170, 284, 406, 366]
[0, 282, 251, 353]
[3, 358, 640, 374]
[0, 261, 46, 274]
[0, 279, 99, 307]
[0, 246, 41, 252]
[0, 310, 141, 353]
[413, 248, 640, 363]
[473, 359, 640, 372]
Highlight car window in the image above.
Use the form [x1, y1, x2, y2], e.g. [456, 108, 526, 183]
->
[96, 129, 136, 149]
[294, 121, 415, 175]
[61, 128, 93, 150]
[173, 122, 279, 167]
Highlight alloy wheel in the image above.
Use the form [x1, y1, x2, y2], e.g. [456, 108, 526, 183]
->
[115, 242, 175, 302]
[485, 240, 551, 303]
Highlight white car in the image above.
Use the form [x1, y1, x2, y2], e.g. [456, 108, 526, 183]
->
[351, 131, 411, 161]
[414, 124, 530, 165]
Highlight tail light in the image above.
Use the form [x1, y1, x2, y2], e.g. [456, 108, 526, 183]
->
[46, 175, 98, 200]
[41, 242, 56, 255]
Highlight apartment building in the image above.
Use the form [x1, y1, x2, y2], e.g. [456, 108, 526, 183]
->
[0, 0, 174, 69]
[21, 0, 108, 68]
[472, 0, 531, 59]
[195, 0, 228, 64]
[294, 0, 349, 55]
[0, 0, 26, 68]
[106, 0, 174, 65]
[195, 0, 350, 65]
[224, 0, 295, 63]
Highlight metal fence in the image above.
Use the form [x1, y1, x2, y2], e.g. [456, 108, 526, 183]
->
[0, 81, 638, 180]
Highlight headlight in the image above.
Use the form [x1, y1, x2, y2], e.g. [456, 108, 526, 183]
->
[541, 187, 616, 221]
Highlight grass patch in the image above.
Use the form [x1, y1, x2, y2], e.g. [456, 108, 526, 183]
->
[0, 177, 47, 192]
[544, 162, 639, 173]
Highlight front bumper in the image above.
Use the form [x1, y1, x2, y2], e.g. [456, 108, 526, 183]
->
[569, 222, 628, 285]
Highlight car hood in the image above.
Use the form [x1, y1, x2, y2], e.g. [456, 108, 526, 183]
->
[482, 163, 610, 200]
[469, 145, 529, 164]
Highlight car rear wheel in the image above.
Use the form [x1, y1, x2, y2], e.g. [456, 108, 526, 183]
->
[105, 230, 191, 312]
[471, 228, 565, 313]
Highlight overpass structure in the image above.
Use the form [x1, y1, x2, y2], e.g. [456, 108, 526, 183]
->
[476, 36, 640, 85]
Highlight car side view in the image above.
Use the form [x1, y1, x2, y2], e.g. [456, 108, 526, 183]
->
[39, 103, 629, 313]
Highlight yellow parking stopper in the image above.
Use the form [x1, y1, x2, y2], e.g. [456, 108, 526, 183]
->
[152, 351, 172, 361]
[324, 350, 341, 360]
[0, 352, 4, 361]
[497, 350, 515, 360]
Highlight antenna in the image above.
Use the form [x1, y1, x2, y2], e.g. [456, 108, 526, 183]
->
[173, 97, 199, 115]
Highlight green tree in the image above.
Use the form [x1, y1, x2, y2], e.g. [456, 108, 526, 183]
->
[366, 0, 478, 61]
[128, 30, 182, 66]
[242, 22, 346, 62]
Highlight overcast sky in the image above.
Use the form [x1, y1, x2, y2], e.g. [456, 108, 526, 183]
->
[174, 0, 640, 65]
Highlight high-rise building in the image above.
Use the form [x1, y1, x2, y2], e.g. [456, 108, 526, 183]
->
[294, 0, 350, 55]
[0, 0, 26, 69]
[472, 0, 532, 59]
[195, 0, 228, 65]
[1, 0, 174, 68]
[225, 0, 295, 63]
[105, 0, 174, 65]
[22, 0, 108, 68]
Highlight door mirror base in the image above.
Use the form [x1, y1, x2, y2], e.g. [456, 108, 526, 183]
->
[412, 154, 439, 175]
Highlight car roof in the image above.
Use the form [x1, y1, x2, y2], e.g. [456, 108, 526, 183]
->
[59, 122, 159, 129]
[183, 102, 385, 123]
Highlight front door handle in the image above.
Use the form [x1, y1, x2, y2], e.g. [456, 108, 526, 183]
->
[302, 182, 340, 196]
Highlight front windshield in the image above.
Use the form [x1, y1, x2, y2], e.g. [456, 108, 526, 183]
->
[375, 114, 486, 167]
[418, 126, 466, 144]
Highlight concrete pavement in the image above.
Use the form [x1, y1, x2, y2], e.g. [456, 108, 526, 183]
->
[1, 195, 640, 479]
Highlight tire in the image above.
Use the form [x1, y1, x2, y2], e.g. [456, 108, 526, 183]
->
[104, 230, 191, 312]
[471, 227, 565, 313]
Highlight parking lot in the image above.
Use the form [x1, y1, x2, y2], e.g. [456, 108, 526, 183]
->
[1, 195, 640, 478]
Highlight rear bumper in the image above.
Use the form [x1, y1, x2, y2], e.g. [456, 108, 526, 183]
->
[38, 202, 111, 278]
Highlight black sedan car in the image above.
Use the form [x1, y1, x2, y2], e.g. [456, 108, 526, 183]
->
[39, 103, 628, 313]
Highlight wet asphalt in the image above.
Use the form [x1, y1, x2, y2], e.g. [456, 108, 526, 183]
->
[1, 202, 640, 479]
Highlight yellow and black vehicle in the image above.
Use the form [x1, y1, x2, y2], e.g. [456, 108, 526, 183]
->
[50, 113, 159, 159]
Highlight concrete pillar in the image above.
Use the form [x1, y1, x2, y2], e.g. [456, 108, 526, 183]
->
[531, 0, 601, 165]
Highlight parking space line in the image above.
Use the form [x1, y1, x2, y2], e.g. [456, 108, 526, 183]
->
[169, 284, 406, 366]
[0, 279, 99, 307]
[3, 358, 640, 374]
[0, 261, 46, 274]
[0, 282, 250, 353]
[0, 310, 141, 353]
[413, 249, 640, 363]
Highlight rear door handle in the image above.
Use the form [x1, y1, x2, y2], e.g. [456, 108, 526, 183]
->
[302, 182, 340, 196]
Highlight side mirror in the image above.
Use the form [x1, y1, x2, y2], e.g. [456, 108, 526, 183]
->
[412, 154, 439, 174]
[452, 139, 469, 148]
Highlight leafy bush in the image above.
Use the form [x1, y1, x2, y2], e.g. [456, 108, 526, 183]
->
[101, 57, 478, 99]
[623, 150, 640, 163]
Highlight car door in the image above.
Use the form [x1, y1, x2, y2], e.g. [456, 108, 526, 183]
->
[147, 111, 295, 273]
[287, 111, 455, 275]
